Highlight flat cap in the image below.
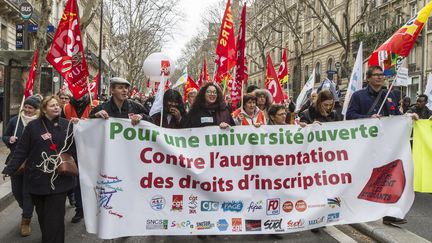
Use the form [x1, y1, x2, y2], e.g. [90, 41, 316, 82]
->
[110, 77, 131, 86]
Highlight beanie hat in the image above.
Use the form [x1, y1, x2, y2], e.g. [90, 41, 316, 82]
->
[24, 96, 41, 109]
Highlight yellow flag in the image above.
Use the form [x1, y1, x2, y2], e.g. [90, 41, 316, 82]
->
[413, 120, 432, 192]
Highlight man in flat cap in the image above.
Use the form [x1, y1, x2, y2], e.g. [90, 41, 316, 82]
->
[89, 77, 151, 125]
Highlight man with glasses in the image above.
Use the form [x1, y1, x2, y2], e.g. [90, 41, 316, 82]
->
[346, 66, 401, 120]
[346, 65, 408, 225]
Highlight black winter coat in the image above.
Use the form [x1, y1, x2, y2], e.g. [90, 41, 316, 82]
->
[2, 116, 76, 195]
[2, 115, 24, 163]
[182, 106, 235, 128]
[89, 98, 151, 121]
[299, 105, 341, 124]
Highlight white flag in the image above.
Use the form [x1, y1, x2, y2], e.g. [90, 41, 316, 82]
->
[149, 76, 166, 117]
[172, 67, 188, 89]
[425, 73, 432, 110]
[342, 42, 363, 117]
[295, 68, 315, 112]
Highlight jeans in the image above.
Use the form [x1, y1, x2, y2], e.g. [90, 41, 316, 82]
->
[11, 175, 34, 218]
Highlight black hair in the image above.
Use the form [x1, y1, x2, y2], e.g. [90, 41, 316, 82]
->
[190, 82, 225, 112]
[418, 94, 428, 103]
[366, 65, 383, 78]
[163, 89, 185, 115]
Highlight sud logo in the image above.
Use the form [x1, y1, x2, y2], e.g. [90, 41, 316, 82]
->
[247, 200, 263, 213]
[201, 201, 219, 212]
[286, 219, 305, 229]
[263, 219, 284, 232]
[221, 201, 243, 212]
[150, 195, 165, 211]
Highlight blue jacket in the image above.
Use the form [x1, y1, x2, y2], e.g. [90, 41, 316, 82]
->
[346, 85, 401, 120]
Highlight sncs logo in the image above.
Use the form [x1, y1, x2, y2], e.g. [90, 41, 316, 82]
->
[146, 219, 168, 230]
[247, 200, 263, 213]
[327, 197, 341, 208]
[201, 201, 219, 212]
[150, 195, 165, 211]
[221, 201, 243, 212]
[217, 219, 229, 231]
[266, 198, 280, 215]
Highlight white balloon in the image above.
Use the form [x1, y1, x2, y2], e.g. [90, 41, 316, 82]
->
[143, 52, 175, 82]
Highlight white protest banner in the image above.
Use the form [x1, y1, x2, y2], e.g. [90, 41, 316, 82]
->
[74, 116, 414, 239]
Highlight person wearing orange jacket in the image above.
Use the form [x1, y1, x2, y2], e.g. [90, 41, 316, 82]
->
[232, 94, 266, 127]
[61, 94, 98, 224]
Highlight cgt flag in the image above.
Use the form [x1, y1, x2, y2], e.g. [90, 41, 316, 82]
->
[88, 72, 99, 98]
[278, 48, 289, 86]
[368, 2, 432, 76]
[184, 76, 199, 103]
[46, 0, 89, 99]
[235, 3, 248, 86]
[214, 0, 236, 82]
[265, 53, 284, 104]
[24, 49, 38, 98]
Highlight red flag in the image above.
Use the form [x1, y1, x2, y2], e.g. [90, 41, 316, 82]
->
[368, 2, 432, 75]
[184, 76, 199, 102]
[214, 0, 236, 82]
[235, 3, 248, 86]
[24, 49, 38, 98]
[226, 72, 241, 109]
[203, 57, 211, 83]
[146, 78, 150, 88]
[88, 72, 99, 98]
[278, 48, 289, 86]
[265, 53, 284, 104]
[46, 0, 89, 99]
[197, 68, 203, 88]
[130, 86, 138, 98]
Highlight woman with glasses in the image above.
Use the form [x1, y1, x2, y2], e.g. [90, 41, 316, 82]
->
[57, 92, 71, 108]
[268, 104, 287, 125]
[232, 94, 266, 127]
[151, 89, 185, 128]
[182, 83, 235, 128]
[299, 89, 341, 125]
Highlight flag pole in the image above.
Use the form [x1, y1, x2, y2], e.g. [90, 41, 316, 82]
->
[13, 95, 26, 137]
[376, 80, 395, 115]
[160, 75, 165, 127]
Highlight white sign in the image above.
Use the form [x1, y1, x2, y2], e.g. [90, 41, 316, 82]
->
[393, 67, 410, 86]
[74, 117, 414, 239]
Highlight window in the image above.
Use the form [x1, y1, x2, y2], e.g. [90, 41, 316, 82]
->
[305, 65, 309, 82]
[317, 27, 322, 46]
[327, 58, 334, 71]
[410, 45, 417, 64]
[408, 76, 419, 101]
[410, 4, 418, 17]
[315, 62, 321, 83]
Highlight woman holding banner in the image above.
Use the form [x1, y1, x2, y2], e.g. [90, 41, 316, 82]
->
[2, 96, 40, 237]
[299, 90, 341, 125]
[267, 104, 287, 125]
[232, 94, 266, 127]
[2, 96, 77, 243]
[151, 89, 185, 128]
[182, 83, 235, 128]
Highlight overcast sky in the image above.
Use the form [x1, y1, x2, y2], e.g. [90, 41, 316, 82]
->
[162, 0, 221, 63]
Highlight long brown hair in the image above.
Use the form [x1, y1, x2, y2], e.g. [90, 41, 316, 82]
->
[314, 90, 334, 116]
[39, 95, 60, 118]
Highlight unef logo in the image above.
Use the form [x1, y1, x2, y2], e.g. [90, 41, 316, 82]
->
[266, 198, 280, 215]
[171, 195, 183, 212]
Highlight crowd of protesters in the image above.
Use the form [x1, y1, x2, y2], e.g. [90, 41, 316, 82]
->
[1, 65, 432, 242]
